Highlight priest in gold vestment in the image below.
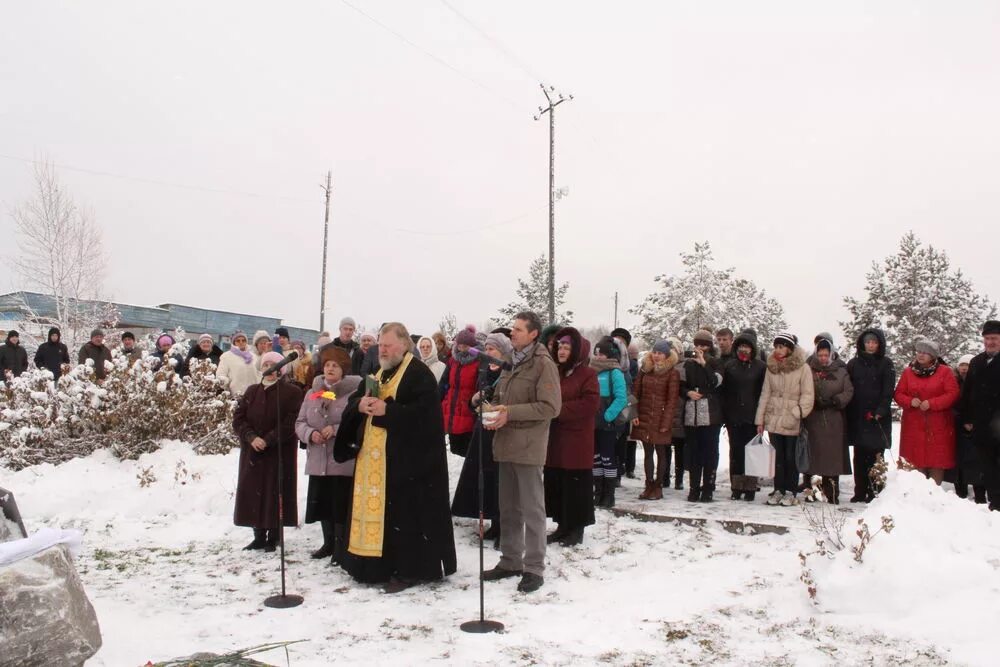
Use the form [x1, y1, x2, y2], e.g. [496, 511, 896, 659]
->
[334, 322, 457, 592]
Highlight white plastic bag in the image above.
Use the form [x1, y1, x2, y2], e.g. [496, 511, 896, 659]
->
[744, 433, 775, 478]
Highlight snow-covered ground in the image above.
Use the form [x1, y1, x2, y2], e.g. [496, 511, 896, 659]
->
[2, 433, 998, 666]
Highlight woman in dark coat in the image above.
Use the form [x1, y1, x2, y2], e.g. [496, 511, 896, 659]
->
[682, 329, 725, 503]
[846, 328, 896, 502]
[631, 340, 680, 501]
[952, 355, 986, 502]
[295, 347, 361, 563]
[451, 333, 510, 544]
[232, 352, 304, 551]
[721, 330, 766, 501]
[803, 338, 854, 503]
[545, 327, 600, 546]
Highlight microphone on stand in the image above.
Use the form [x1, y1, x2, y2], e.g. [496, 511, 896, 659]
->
[466, 347, 513, 371]
[262, 351, 299, 376]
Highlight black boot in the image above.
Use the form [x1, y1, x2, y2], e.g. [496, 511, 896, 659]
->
[311, 520, 335, 559]
[243, 528, 267, 550]
[264, 529, 279, 553]
[593, 476, 604, 506]
[974, 486, 988, 504]
[559, 526, 584, 546]
[483, 522, 501, 541]
[547, 525, 569, 544]
[700, 470, 716, 502]
[674, 445, 685, 490]
[744, 491, 756, 502]
[600, 477, 616, 509]
[329, 523, 346, 566]
[687, 467, 702, 502]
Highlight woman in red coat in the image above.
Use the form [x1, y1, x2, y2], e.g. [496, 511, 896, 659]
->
[439, 325, 480, 457]
[544, 327, 601, 547]
[894, 338, 961, 484]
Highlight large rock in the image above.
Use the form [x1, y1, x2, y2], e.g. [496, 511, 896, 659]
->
[0, 544, 103, 667]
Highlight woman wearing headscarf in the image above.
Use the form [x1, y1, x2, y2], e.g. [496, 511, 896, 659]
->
[894, 338, 961, 485]
[545, 327, 600, 546]
[682, 329, 725, 502]
[846, 328, 896, 502]
[451, 332, 511, 545]
[439, 325, 480, 457]
[631, 340, 680, 500]
[802, 336, 854, 503]
[417, 336, 447, 383]
[721, 329, 766, 501]
[233, 352, 305, 551]
[217, 331, 261, 396]
[295, 346, 361, 563]
[756, 332, 814, 507]
[592, 337, 629, 509]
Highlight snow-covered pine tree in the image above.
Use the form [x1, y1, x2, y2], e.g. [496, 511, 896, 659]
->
[437, 313, 459, 339]
[631, 242, 788, 346]
[841, 231, 996, 363]
[495, 255, 573, 328]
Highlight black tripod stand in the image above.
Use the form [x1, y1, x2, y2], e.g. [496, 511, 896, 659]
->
[460, 359, 505, 634]
[261, 364, 303, 609]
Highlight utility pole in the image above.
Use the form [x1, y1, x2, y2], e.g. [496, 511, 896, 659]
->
[534, 83, 572, 325]
[319, 171, 332, 333]
[614, 292, 619, 329]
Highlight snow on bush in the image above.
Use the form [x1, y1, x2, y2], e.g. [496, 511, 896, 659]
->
[0, 353, 237, 470]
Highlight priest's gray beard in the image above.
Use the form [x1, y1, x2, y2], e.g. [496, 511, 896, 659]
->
[379, 350, 405, 371]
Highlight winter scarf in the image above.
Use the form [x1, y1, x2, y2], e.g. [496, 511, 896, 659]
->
[590, 357, 621, 374]
[512, 342, 537, 367]
[230, 346, 254, 364]
[910, 357, 941, 378]
[454, 348, 477, 365]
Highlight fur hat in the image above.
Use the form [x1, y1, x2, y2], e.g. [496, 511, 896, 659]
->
[484, 332, 513, 358]
[773, 332, 798, 350]
[319, 346, 352, 377]
[983, 320, 1000, 336]
[913, 337, 940, 358]
[252, 330, 271, 348]
[454, 325, 477, 348]
[693, 329, 714, 347]
[652, 339, 672, 355]
[610, 327, 632, 345]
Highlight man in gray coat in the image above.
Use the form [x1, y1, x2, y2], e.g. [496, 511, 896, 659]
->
[483, 311, 561, 593]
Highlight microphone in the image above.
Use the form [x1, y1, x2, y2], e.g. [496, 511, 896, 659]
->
[262, 350, 299, 376]
[467, 347, 513, 371]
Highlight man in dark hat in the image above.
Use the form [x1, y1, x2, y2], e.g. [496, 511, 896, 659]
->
[960, 320, 1000, 510]
[79, 329, 114, 381]
[0, 330, 29, 380]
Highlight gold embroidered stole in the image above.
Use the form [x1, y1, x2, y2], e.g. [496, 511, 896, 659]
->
[347, 352, 413, 558]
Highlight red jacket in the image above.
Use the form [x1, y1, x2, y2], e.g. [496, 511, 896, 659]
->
[441, 357, 479, 435]
[894, 363, 960, 469]
[546, 365, 600, 470]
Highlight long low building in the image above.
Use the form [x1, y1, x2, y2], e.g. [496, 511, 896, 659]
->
[0, 291, 319, 349]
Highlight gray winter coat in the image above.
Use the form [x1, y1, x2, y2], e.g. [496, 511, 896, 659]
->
[295, 375, 362, 477]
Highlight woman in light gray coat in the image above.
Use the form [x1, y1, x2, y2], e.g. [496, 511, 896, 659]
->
[294, 346, 361, 564]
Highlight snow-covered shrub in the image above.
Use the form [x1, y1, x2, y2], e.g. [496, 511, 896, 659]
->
[0, 352, 237, 470]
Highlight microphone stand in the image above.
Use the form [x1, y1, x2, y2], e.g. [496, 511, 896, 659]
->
[460, 361, 504, 634]
[264, 371, 303, 609]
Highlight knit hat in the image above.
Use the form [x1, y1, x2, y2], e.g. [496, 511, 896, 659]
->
[693, 329, 714, 347]
[121, 331, 135, 342]
[339, 317, 357, 329]
[319, 346, 352, 377]
[91, 329, 104, 338]
[652, 339, 672, 355]
[156, 334, 175, 349]
[594, 336, 621, 360]
[610, 327, 632, 346]
[914, 337, 940, 358]
[958, 354, 974, 366]
[454, 325, 477, 348]
[291, 340, 306, 352]
[773, 332, 798, 349]
[231, 330, 247, 343]
[484, 332, 513, 358]
[983, 320, 1000, 336]
[260, 351, 288, 375]
[198, 333, 214, 344]
[252, 330, 270, 348]
[275, 327, 290, 339]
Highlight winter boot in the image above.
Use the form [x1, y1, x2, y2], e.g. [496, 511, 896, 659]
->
[312, 520, 335, 559]
[638, 481, 655, 500]
[559, 526, 584, 547]
[974, 486, 988, 504]
[700, 471, 716, 503]
[649, 483, 663, 500]
[674, 447, 685, 490]
[264, 529, 279, 553]
[329, 523, 346, 566]
[744, 491, 756, 502]
[687, 467, 702, 503]
[243, 528, 267, 551]
[600, 477, 616, 509]
[483, 522, 500, 541]
[547, 525, 569, 544]
[593, 477, 604, 507]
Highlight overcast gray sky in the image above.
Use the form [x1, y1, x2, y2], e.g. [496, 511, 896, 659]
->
[1, 1, 998, 344]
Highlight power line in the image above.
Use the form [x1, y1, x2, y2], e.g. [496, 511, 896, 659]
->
[0, 153, 316, 204]
[337, 0, 522, 112]
[438, 0, 543, 83]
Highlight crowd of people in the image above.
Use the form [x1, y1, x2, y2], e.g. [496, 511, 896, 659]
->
[4, 313, 999, 596]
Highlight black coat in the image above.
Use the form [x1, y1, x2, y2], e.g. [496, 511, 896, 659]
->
[721, 332, 766, 426]
[0, 341, 29, 379]
[152, 349, 188, 378]
[681, 355, 724, 426]
[186, 345, 223, 368]
[846, 328, 896, 451]
[959, 352, 1000, 453]
[334, 353, 457, 583]
[78, 342, 113, 380]
[34, 329, 71, 379]
[359, 344, 380, 377]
